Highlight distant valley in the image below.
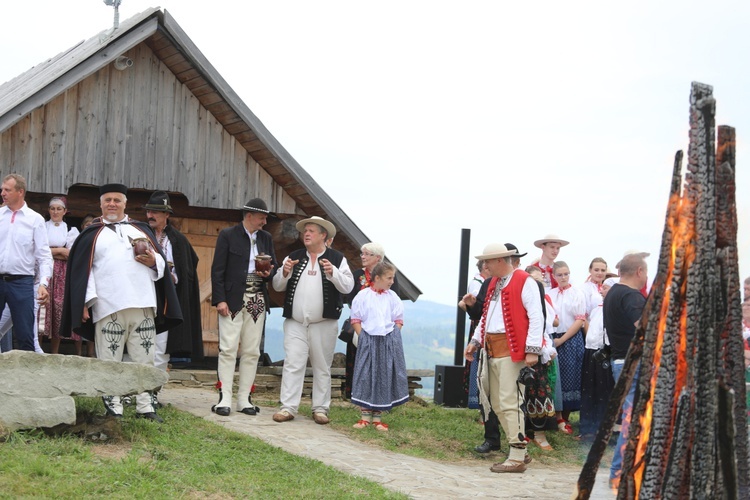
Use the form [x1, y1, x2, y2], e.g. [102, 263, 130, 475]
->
[262, 300, 464, 396]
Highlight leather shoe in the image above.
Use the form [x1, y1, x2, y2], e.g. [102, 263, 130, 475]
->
[474, 441, 501, 454]
[272, 410, 294, 422]
[212, 405, 230, 416]
[136, 412, 164, 423]
[490, 459, 527, 473]
[239, 406, 258, 416]
[313, 412, 330, 425]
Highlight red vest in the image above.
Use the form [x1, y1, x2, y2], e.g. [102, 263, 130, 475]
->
[500, 269, 531, 362]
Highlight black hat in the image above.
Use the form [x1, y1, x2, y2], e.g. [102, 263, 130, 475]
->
[99, 183, 128, 196]
[504, 243, 528, 258]
[243, 198, 269, 214]
[143, 191, 173, 213]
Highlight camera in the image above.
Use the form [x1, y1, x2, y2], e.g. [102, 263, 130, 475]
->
[592, 345, 611, 370]
[517, 366, 535, 385]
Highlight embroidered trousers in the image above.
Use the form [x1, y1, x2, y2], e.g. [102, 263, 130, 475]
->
[216, 292, 265, 410]
[95, 307, 156, 415]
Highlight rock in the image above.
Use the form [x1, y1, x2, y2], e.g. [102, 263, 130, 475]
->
[0, 351, 168, 431]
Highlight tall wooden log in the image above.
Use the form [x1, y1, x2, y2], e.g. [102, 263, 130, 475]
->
[576, 82, 749, 499]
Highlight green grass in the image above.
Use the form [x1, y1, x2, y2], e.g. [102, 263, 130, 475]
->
[0, 398, 406, 499]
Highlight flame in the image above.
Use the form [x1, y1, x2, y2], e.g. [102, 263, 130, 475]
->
[632, 193, 695, 497]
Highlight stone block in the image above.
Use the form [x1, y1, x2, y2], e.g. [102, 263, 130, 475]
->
[0, 351, 168, 431]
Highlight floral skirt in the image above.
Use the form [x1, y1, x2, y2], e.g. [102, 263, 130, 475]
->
[43, 259, 81, 341]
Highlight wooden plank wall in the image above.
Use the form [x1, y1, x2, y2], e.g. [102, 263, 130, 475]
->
[0, 42, 298, 217]
[170, 216, 234, 349]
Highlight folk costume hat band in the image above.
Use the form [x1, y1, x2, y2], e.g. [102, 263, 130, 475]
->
[49, 196, 67, 208]
[143, 191, 173, 213]
[296, 216, 336, 239]
[243, 198, 270, 214]
[99, 183, 128, 196]
[533, 234, 570, 248]
[475, 243, 516, 260]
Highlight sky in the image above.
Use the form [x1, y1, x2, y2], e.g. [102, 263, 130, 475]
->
[1, 1, 748, 306]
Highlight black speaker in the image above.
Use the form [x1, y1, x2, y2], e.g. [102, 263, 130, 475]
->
[434, 364, 467, 407]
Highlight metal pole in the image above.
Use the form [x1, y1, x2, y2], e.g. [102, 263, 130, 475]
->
[454, 228, 470, 366]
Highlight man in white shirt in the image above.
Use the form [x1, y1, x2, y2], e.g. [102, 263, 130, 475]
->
[0, 174, 52, 351]
[61, 184, 182, 421]
[272, 216, 354, 424]
[463, 243, 544, 473]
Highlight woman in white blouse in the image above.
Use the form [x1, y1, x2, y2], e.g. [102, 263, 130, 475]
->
[42, 197, 80, 354]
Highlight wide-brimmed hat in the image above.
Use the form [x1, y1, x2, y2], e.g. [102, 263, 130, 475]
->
[504, 243, 527, 258]
[243, 198, 270, 214]
[605, 267, 619, 278]
[99, 183, 127, 196]
[475, 243, 517, 260]
[533, 234, 570, 248]
[142, 191, 172, 213]
[296, 216, 336, 239]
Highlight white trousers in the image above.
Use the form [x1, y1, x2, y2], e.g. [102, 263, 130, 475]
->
[96, 307, 156, 415]
[154, 332, 169, 372]
[216, 293, 265, 410]
[279, 318, 338, 415]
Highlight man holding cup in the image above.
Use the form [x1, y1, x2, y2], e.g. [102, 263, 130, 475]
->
[210, 198, 278, 416]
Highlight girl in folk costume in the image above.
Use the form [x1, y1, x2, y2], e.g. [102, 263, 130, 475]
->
[547, 261, 587, 434]
[42, 197, 81, 354]
[350, 262, 408, 431]
[581, 257, 608, 315]
[579, 277, 617, 440]
[343, 242, 400, 400]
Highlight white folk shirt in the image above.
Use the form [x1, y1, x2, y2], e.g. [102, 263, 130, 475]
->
[470, 271, 544, 351]
[0, 203, 53, 286]
[246, 228, 259, 273]
[46, 220, 79, 248]
[548, 285, 587, 335]
[85, 216, 165, 323]
[351, 287, 404, 336]
[273, 252, 354, 326]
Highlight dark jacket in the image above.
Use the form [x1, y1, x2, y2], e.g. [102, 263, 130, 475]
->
[282, 247, 346, 320]
[211, 223, 278, 314]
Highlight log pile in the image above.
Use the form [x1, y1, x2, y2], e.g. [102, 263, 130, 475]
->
[576, 82, 749, 499]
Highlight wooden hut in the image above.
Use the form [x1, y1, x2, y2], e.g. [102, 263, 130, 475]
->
[0, 8, 421, 355]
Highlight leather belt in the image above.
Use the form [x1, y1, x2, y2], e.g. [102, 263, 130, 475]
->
[0, 274, 32, 281]
[245, 274, 263, 294]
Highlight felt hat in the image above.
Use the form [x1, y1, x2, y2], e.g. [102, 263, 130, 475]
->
[533, 234, 570, 248]
[475, 243, 517, 260]
[504, 242, 528, 258]
[142, 191, 172, 213]
[295, 216, 336, 239]
[622, 249, 650, 258]
[242, 198, 270, 214]
[99, 183, 127, 196]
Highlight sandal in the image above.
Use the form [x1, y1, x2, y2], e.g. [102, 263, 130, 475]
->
[557, 419, 573, 435]
[372, 421, 389, 432]
[533, 436, 554, 451]
[353, 419, 371, 429]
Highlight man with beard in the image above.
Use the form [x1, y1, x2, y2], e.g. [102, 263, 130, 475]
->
[143, 191, 203, 407]
[61, 184, 182, 421]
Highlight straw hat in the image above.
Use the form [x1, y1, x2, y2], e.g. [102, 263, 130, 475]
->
[296, 216, 336, 239]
